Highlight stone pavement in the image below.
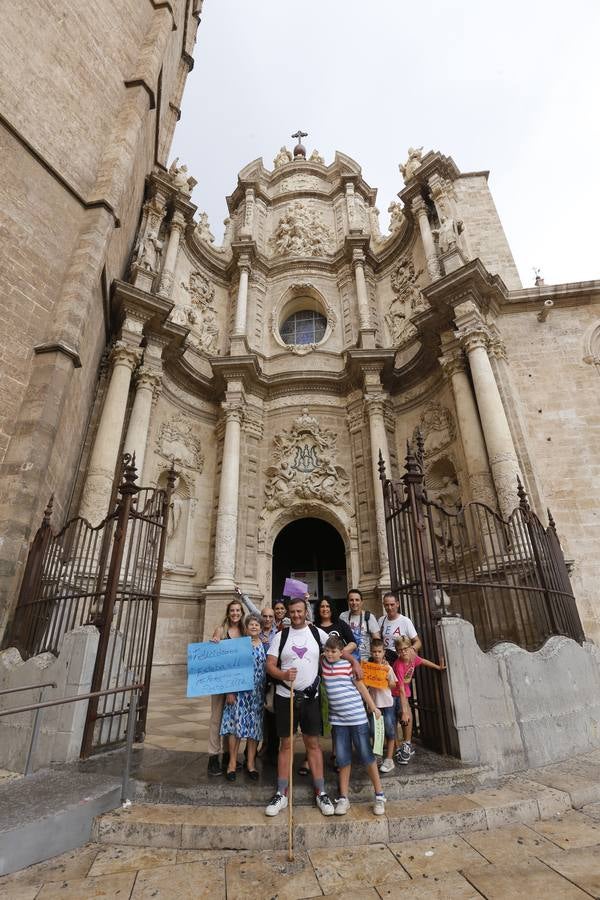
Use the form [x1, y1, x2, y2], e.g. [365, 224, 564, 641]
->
[1, 813, 599, 898]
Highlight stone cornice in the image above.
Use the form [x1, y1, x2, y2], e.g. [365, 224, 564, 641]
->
[111, 280, 173, 333]
[422, 257, 508, 319]
[502, 279, 600, 312]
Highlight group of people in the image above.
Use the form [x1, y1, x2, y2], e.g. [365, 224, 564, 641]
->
[205, 587, 445, 818]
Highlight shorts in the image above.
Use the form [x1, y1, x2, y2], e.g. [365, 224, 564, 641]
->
[379, 706, 396, 740]
[332, 721, 375, 768]
[393, 696, 413, 721]
[274, 692, 322, 738]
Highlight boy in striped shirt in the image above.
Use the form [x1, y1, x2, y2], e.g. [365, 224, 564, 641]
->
[321, 634, 386, 816]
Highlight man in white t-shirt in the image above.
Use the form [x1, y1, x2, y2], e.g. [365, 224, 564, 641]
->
[378, 592, 421, 661]
[339, 588, 381, 661]
[264, 596, 361, 818]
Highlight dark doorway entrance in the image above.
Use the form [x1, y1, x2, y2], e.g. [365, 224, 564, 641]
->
[272, 518, 347, 618]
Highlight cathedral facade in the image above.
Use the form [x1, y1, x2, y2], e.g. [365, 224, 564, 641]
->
[1, 6, 599, 690]
[67, 138, 600, 681]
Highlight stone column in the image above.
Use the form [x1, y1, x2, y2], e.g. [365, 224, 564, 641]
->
[412, 196, 441, 279]
[364, 392, 391, 585]
[123, 366, 162, 483]
[158, 211, 185, 298]
[233, 256, 251, 337]
[79, 342, 141, 523]
[210, 396, 244, 587]
[439, 347, 495, 507]
[353, 250, 376, 348]
[456, 317, 520, 516]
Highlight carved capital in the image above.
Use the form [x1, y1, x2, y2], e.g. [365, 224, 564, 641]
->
[222, 399, 245, 424]
[364, 392, 387, 419]
[411, 195, 428, 218]
[438, 350, 467, 380]
[110, 341, 142, 371]
[136, 366, 162, 399]
[352, 248, 366, 269]
[456, 325, 490, 354]
[488, 334, 508, 361]
[170, 211, 187, 232]
[237, 254, 252, 274]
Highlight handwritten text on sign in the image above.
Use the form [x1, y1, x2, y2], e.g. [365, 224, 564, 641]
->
[361, 661, 390, 691]
[187, 637, 254, 698]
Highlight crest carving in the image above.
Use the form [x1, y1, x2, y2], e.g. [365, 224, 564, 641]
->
[412, 402, 456, 459]
[385, 261, 425, 347]
[269, 201, 334, 257]
[263, 409, 350, 511]
[156, 416, 204, 471]
[171, 271, 219, 355]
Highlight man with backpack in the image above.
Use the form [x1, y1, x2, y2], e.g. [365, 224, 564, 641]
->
[264, 595, 359, 817]
[339, 588, 381, 661]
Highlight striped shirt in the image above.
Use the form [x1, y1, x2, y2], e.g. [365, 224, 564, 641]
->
[321, 658, 367, 726]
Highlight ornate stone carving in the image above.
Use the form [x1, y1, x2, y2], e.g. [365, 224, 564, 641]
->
[387, 201, 405, 234]
[174, 271, 219, 355]
[385, 261, 425, 347]
[399, 147, 423, 182]
[413, 402, 456, 459]
[309, 149, 324, 164]
[183, 271, 215, 307]
[156, 416, 204, 470]
[269, 201, 334, 257]
[167, 158, 197, 195]
[457, 324, 490, 354]
[273, 146, 293, 168]
[130, 194, 165, 277]
[194, 211, 214, 245]
[263, 409, 350, 511]
[111, 341, 142, 371]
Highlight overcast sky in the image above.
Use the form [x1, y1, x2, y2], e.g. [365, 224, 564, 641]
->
[171, 0, 600, 288]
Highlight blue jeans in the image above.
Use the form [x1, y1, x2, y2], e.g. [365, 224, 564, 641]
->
[369, 705, 396, 741]
[332, 721, 375, 767]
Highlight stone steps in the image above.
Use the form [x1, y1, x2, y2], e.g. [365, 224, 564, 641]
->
[92, 775, 573, 852]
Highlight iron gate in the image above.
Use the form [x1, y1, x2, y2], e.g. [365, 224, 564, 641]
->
[379, 439, 584, 756]
[4, 454, 175, 756]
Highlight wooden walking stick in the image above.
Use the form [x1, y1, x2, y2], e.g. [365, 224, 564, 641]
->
[288, 680, 294, 862]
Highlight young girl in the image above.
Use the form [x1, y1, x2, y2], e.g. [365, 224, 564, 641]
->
[392, 635, 446, 765]
[220, 613, 266, 780]
[206, 598, 246, 777]
[368, 638, 397, 773]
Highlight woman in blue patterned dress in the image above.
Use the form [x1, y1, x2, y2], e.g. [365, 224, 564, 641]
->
[220, 613, 266, 781]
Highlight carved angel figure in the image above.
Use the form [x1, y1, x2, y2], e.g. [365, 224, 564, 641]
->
[399, 147, 423, 182]
[168, 158, 197, 196]
[195, 211, 215, 244]
[309, 149, 324, 164]
[134, 227, 163, 272]
[387, 201, 405, 233]
[273, 146, 293, 169]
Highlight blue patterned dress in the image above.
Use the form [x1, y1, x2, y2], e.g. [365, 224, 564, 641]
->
[220, 641, 266, 741]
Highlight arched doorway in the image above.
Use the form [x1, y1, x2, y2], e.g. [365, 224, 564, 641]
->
[271, 517, 348, 618]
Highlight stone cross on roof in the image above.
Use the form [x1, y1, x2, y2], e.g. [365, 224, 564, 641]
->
[291, 129, 308, 159]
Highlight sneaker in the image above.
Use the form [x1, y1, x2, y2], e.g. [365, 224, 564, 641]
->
[397, 742, 414, 765]
[379, 757, 395, 774]
[265, 792, 288, 817]
[207, 755, 222, 776]
[315, 792, 335, 816]
[334, 797, 350, 816]
[373, 793, 387, 816]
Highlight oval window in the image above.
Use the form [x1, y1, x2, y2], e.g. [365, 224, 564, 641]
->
[280, 310, 327, 346]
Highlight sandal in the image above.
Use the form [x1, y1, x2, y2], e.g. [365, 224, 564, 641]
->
[298, 763, 310, 776]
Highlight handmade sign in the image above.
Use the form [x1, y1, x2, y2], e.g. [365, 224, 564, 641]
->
[187, 637, 254, 698]
[372, 712, 385, 756]
[361, 661, 389, 691]
[283, 576, 308, 599]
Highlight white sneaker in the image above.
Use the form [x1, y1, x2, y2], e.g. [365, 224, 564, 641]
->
[265, 792, 288, 817]
[379, 757, 395, 774]
[373, 794, 387, 816]
[334, 797, 350, 816]
[315, 792, 335, 816]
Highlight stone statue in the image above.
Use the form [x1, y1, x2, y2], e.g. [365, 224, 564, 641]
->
[436, 212, 463, 254]
[134, 227, 163, 272]
[399, 147, 423, 182]
[195, 211, 214, 244]
[387, 201, 405, 233]
[156, 417, 204, 471]
[273, 146, 293, 169]
[309, 149, 324, 164]
[167, 158, 197, 196]
[269, 200, 333, 257]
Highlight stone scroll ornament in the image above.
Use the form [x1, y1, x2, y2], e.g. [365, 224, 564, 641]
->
[156, 416, 204, 471]
[413, 401, 456, 459]
[263, 409, 351, 512]
[174, 271, 220, 355]
[385, 260, 425, 348]
[269, 200, 334, 257]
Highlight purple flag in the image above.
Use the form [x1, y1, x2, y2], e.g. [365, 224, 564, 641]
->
[283, 576, 308, 599]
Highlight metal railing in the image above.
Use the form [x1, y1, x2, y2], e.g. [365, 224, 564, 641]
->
[0, 681, 56, 697]
[0, 682, 143, 798]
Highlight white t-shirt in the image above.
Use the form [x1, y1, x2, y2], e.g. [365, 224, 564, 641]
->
[378, 614, 418, 653]
[339, 610, 380, 660]
[268, 625, 328, 698]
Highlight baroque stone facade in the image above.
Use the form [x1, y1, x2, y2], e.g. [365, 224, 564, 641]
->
[2, 35, 600, 677]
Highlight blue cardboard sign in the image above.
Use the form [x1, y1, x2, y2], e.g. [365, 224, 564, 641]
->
[187, 637, 254, 698]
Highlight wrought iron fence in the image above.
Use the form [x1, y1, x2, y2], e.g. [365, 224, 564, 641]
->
[379, 441, 585, 755]
[3, 455, 175, 757]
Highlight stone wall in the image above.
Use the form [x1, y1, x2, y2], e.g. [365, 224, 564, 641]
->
[0, 626, 99, 773]
[440, 617, 600, 774]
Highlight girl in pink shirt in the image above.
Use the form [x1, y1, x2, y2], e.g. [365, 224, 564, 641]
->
[392, 636, 446, 764]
